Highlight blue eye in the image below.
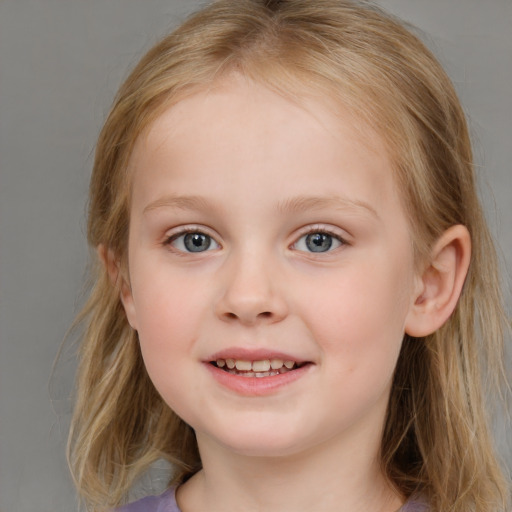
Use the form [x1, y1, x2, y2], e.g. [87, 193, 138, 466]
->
[294, 232, 343, 253]
[168, 232, 220, 253]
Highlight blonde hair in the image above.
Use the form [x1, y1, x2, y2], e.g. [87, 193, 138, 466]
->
[67, 0, 511, 510]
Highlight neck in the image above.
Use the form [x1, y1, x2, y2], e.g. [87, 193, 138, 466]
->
[177, 429, 403, 512]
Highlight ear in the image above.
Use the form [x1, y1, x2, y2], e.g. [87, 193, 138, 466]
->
[405, 225, 471, 337]
[97, 244, 138, 330]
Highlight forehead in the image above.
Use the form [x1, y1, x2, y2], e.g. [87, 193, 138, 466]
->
[132, 75, 390, 166]
[128, 76, 401, 218]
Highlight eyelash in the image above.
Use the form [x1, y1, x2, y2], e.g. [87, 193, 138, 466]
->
[163, 227, 220, 254]
[292, 226, 347, 253]
[163, 226, 348, 254]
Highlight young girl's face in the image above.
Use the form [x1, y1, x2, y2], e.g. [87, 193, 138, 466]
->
[121, 76, 421, 459]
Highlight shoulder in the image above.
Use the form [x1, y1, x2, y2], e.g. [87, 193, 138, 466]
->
[399, 498, 429, 512]
[116, 489, 180, 512]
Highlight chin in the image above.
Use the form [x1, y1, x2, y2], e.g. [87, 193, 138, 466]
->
[198, 425, 307, 459]
[222, 439, 303, 458]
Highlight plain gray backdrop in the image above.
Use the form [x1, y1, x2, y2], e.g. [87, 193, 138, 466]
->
[0, 1, 511, 511]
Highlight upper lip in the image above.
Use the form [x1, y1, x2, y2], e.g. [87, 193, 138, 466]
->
[206, 348, 311, 365]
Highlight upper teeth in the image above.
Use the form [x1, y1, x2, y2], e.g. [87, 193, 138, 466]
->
[216, 359, 296, 372]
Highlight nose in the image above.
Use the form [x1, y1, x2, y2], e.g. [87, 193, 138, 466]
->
[214, 250, 289, 326]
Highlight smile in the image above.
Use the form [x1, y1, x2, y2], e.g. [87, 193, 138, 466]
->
[212, 358, 303, 378]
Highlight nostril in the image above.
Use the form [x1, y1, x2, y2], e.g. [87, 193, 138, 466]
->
[223, 311, 272, 320]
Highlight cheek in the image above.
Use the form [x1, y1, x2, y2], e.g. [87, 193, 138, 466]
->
[130, 256, 205, 333]
[132, 280, 205, 418]
[128, 266, 206, 375]
[298, 259, 412, 368]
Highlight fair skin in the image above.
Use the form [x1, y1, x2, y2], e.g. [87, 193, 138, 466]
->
[113, 76, 470, 512]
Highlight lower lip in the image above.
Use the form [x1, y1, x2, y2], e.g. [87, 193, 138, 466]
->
[204, 363, 312, 396]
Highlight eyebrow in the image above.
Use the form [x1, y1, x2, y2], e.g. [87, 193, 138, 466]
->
[143, 194, 379, 219]
[143, 195, 212, 214]
[276, 195, 379, 219]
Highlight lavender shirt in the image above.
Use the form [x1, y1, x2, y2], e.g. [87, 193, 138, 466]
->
[117, 489, 428, 512]
[117, 489, 178, 512]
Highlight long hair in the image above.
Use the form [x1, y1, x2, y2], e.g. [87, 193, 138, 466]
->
[67, 1, 511, 510]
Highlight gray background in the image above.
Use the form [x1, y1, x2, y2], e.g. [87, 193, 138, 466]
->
[0, 1, 510, 511]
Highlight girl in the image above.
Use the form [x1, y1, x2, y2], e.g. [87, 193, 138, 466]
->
[67, 1, 511, 511]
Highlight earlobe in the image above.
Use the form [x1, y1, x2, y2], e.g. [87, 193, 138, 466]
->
[405, 225, 471, 337]
[97, 244, 138, 330]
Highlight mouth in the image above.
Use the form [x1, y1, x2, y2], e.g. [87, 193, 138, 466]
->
[210, 358, 307, 378]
